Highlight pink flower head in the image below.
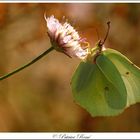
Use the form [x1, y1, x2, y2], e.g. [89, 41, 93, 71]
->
[45, 15, 89, 60]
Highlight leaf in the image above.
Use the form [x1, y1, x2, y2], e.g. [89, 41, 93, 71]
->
[71, 54, 127, 117]
[103, 49, 140, 107]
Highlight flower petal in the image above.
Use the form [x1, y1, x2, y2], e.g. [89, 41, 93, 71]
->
[45, 15, 89, 60]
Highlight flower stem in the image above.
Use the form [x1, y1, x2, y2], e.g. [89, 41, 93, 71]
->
[0, 47, 54, 81]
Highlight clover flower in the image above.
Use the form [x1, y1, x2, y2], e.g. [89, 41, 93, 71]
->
[45, 15, 89, 60]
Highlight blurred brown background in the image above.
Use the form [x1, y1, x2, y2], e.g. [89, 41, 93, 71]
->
[0, 3, 140, 132]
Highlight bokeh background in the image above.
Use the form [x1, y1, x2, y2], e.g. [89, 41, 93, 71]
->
[0, 3, 140, 132]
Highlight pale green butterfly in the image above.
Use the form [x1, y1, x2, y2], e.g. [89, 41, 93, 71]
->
[71, 22, 140, 117]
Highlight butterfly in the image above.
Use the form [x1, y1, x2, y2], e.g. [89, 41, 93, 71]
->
[71, 22, 140, 117]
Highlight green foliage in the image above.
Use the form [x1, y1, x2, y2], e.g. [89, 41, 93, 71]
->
[71, 48, 140, 117]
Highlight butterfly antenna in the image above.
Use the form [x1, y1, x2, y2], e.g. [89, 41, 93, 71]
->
[103, 21, 110, 45]
[99, 21, 111, 47]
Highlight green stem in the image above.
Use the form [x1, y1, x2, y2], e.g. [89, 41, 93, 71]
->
[0, 47, 54, 81]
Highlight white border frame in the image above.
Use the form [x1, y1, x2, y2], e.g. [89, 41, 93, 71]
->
[0, 1, 139, 139]
[0, 1, 140, 3]
[0, 133, 140, 139]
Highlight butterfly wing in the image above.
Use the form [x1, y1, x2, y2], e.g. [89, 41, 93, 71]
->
[71, 56, 127, 117]
[96, 54, 127, 109]
[103, 48, 140, 107]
